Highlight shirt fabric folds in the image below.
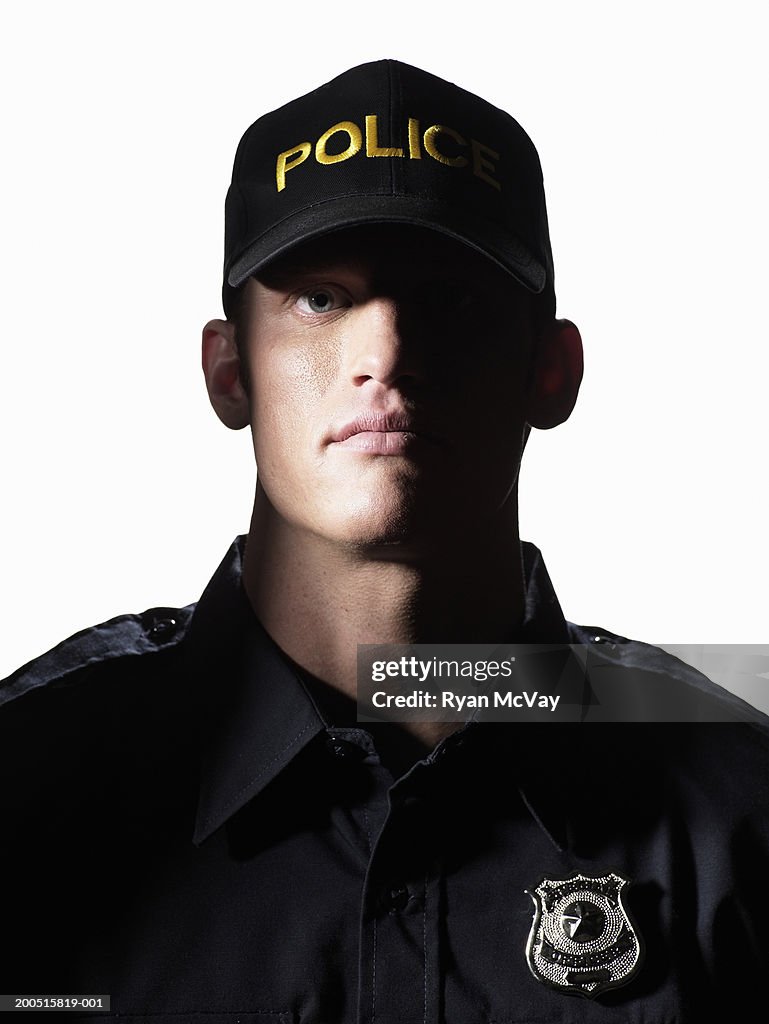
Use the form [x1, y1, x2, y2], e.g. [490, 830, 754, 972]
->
[2, 537, 768, 1023]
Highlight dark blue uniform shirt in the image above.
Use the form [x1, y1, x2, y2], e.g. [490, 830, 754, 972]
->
[2, 538, 768, 1022]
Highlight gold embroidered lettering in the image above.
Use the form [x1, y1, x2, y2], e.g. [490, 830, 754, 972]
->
[315, 121, 363, 165]
[471, 139, 501, 191]
[423, 125, 468, 167]
[276, 142, 312, 192]
[407, 118, 421, 159]
[276, 117, 501, 192]
[365, 115, 404, 158]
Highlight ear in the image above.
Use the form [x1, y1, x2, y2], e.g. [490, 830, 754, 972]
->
[201, 319, 250, 430]
[525, 319, 584, 430]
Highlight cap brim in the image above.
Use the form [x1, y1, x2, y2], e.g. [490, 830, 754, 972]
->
[226, 194, 546, 294]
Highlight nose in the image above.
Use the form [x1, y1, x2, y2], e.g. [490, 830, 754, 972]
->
[344, 296, 425, 389]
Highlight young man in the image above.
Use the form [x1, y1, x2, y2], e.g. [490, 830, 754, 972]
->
[2, 60, 768, 1021]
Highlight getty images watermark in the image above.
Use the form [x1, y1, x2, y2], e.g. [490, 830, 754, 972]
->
[356, 643, 769, 724]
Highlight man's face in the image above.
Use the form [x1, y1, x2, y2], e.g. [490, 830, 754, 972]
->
[239, 225, 536, 557]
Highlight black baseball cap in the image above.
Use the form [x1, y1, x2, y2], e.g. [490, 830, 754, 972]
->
[223, 60, 555, 317]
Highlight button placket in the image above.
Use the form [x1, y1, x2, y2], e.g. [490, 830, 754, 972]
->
[324, 728, 391, 868]
[357, 770, 443, 1024]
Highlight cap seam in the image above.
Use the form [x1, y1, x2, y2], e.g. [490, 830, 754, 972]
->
[387, 59, 397, 197]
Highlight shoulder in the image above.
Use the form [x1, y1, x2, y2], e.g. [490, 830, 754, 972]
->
[561, 623, 769, 839]
[0, 603, 203, 819]
[567, 620, 769, 730]
[0, 603, 196, 711]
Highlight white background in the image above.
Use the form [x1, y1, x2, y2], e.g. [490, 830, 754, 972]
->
[1, 2, 767, 688]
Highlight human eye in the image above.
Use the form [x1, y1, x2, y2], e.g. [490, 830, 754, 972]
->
[295, 286, 349, 315]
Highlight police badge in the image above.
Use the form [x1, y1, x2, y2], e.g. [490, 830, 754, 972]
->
[525, 871, 643, 998]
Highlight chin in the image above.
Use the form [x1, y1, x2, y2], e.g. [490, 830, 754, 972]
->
[318, 494, 457, 557]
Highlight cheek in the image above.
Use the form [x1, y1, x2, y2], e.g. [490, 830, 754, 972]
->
[451, 354, 530, 490]
[460, 353, 529, 425]
[249, 337, 339, 470]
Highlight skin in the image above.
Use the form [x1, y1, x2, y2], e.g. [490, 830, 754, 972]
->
[203, 225, 583, 762]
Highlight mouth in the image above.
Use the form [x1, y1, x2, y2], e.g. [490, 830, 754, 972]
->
[327, 412, 444, 454]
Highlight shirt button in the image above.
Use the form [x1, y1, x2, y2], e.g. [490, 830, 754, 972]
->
[590, 634, 620, 657]
[150, 618, 176, 637]
[382, 886, 410, 913]
[325, 734, 363, 760]
[144, 613, 178, 641]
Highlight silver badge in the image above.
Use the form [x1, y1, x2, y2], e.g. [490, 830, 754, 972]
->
[525, 871, 643, 998]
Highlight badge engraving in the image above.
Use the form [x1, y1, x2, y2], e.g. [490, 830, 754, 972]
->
[525, 871, 642, 998]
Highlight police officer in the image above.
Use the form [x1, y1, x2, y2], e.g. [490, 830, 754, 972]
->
[2, 60, 768, 1021]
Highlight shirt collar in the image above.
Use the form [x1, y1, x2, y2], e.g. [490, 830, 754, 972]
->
[188, 538, 326, 845]
[519, 541, 571, 644]
[188, 536, 571, 846]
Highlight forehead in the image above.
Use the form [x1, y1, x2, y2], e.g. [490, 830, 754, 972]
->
[256, 224, 524, 292]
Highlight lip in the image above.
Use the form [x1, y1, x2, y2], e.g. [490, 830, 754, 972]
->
[327, 412, 443, 453]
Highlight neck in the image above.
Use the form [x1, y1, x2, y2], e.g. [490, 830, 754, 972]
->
[242, 489, 527, 708]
